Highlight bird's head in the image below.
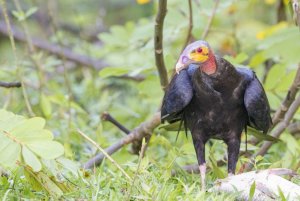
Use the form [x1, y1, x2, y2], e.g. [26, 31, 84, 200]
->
[175, 40, 216, 75]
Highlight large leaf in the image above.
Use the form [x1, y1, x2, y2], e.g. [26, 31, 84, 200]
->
[0, 109, 64, 171]
[22, 146, 42, 172]
[247, 127, 280, 142]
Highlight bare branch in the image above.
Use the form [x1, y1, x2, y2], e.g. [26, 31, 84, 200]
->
[83, 112, 161, 169]
[182, 0, 193, 49]
[78, 129, 132, 181]
[245, 93, 300, 171]
[154, 0, 169, 90]
[0, 21, 107, 70]
[0, 81, 21, 88]
[101, 112, 130, 135]
[201, 0, 220, 40]
[287, 121, 300, 134]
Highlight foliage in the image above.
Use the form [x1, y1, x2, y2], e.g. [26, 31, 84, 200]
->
[0, 0, 299, 199]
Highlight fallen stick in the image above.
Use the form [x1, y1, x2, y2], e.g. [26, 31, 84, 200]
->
[0, 81, 21, 88]
[83, 112, 161, 169]
[0, 21, 106, 70]
[211, 168, 299, 201]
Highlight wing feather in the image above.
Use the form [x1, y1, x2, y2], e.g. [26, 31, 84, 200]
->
[238, 68, 272, 133]
[161, 65, 197, 123]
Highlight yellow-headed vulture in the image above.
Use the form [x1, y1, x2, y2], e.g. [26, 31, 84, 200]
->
[161, 40, 272, 190]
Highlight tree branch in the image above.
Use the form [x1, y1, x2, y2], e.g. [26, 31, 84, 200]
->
[101, 112, 130, 135]
[245, 93, 300, 171]
[154, 0, 169, 91]
[0, 81, 21, 88]
[287, 121, 300, 134]
[182, 0, 193, 49]
[83, 112, 161, 169]
[0, 21, 106, 70]
[201, 0, 220, 40]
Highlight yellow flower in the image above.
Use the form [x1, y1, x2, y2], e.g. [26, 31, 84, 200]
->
[283, 0, 290, 5]
[256, 22, 288, 40]
[136, 0, 151, 4]
[264, 0, 276, 4]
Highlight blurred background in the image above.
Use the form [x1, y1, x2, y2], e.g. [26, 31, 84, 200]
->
[0, 0, 300, 199]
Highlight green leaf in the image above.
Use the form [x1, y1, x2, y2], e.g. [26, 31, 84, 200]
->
[0, 136, 21, 167]
[223, 53, 249, 65]
[278, 186, 286, 201]
[27, 141, 64, 159]
[209, 155, 226, 179]
[265, 64, 285, 90]
[40, 93, 52, 118]
[249, 51, 266, 68]
[24, 166, 64, 198]
[0, 110, 64, 171]
[99, 67, 131, 78]
[25, 7, 38, 18]
[22, 146, 42, 172]
[11, 10, 26, 21]
[159, 121, 183, 131]
[255, 155, 264, 163]
[17, 130, 53, 142]
[249, 181, 256, 201]
[247, 127, 280, 142]
[11, 117, 45, 137]
[56, 157, 80, 177]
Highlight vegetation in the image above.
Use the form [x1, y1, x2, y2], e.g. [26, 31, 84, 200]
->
[0, 0, 299, 199]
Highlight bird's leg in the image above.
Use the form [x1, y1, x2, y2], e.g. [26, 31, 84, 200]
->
[226, 138, 241, 176]
[199, 163, 206, 191]
[193, 138, 206, 191]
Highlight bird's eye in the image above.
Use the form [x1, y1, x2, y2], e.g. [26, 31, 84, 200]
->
[197, 48, 203, 53]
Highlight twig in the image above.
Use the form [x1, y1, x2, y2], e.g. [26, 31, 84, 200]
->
[0, 81, 21, 88]
[47, 1, 74, 136]
[0, 0, 34, 116]
[126, 138, 148, 201]
[201, 0, 220, 40]
[83, 112, 161, 169]
[245, 94, 300, 171]
[154, 0, 169, 90]
[77, 129, 132, 181]
[292, 0, 300, 28]
[101, 112, 130, 135]
[182, 0, 193, 50]
[0, 21, 106, 70]
[287, 121, 300, 134]
[277, 0, 287, 22]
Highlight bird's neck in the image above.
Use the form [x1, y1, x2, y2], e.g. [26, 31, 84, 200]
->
[201, 52, 217, 75]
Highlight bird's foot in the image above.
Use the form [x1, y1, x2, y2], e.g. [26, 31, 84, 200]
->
[228, 173, 234, 177]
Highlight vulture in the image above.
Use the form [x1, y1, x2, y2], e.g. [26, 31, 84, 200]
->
[161, 40, 272, 190]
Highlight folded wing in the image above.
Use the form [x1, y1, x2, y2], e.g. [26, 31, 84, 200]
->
[161, 65, 197, 123]
[238, 68, 272, 133]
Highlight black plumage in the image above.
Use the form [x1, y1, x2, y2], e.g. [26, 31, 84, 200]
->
[161, 56, 271, 177]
